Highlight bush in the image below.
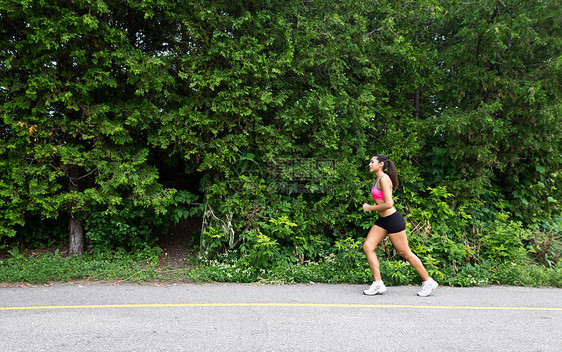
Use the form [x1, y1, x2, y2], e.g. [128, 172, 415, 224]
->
[188, 253, 561, 288]
[477, 219, 532, 263]
[528, 218, 562, 268]
[85, 206, 169, 251]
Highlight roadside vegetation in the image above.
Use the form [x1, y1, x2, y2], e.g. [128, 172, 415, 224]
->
[1, 214, 560, 287]
[1, 0, 560, 287]
[1, 243, 560, 287]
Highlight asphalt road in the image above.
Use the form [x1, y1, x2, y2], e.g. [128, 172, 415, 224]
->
[0, 283, 560, 351]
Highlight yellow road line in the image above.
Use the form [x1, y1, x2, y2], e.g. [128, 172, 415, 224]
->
[1, 303, 561, 311]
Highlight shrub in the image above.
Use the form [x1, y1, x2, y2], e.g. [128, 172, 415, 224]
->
[85, 206, 168, 251]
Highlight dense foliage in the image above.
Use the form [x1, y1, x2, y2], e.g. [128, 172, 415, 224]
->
[1, 0, 560, 284]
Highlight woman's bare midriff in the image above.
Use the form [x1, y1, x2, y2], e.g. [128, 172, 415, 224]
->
[375, 199, 396, 218]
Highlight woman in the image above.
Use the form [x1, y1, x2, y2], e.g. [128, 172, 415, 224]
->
[362, 154, 438, 297]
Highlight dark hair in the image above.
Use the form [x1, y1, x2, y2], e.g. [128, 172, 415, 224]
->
[374, 154, 399, 191]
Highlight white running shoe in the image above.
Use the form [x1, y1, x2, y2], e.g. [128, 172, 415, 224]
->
[363, 281, 387, 295]
[417, 278, 438, 297]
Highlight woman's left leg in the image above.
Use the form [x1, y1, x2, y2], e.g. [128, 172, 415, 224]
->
[388, 231, 430, 282]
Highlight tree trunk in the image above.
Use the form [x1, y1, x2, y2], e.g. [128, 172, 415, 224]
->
[68, 166, 84, 256]
[69, 216, 84, 256]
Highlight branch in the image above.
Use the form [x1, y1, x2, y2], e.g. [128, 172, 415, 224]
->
[67, 167, 98, 186]
[365, 0, 414, 37]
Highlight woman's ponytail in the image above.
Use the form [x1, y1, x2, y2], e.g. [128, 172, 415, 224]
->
[386, 160, 399, 191]
[375, 154, 399, 190]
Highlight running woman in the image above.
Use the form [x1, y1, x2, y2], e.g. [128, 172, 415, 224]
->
[362, 154, 438, 297]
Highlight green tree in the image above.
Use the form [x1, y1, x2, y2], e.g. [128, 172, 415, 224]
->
[424, 0, 561, 221]
[1, 0, 559, 273]
[153, 0, 445, 261]
[0, 0, 180, 254]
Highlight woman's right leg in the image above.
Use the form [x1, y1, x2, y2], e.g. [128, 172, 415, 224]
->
[363, 225, 387, 281]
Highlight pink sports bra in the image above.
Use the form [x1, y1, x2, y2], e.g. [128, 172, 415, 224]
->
[371, 175, 385, 201]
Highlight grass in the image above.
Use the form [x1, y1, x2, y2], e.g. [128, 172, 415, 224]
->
[0, 248, 189, 285]
[1, 248, 561, 287]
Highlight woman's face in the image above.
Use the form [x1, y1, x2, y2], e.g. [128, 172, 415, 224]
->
[369, 157, 382, 173]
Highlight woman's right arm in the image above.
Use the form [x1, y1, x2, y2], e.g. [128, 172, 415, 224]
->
[362, 176, 394, 212]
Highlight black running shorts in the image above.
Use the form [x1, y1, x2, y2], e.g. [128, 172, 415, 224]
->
[374, 211, 406, 234]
